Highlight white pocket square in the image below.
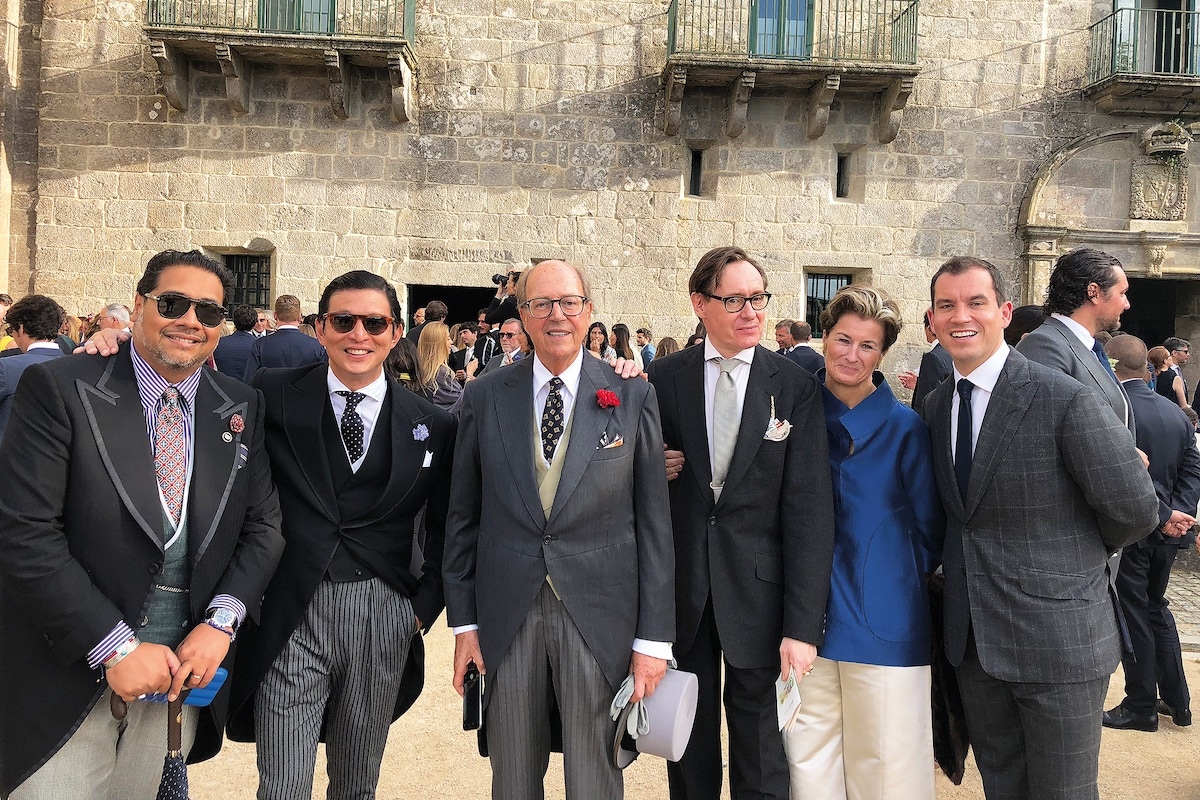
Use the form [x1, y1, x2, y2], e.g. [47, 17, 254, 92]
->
[422, 450, 433, 468]
[602, 436, 624, 450]
[763, 419, 791, 441]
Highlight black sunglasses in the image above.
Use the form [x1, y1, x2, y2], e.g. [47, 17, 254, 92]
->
[321, 313, 394, 336]
[144, 293, 227, 328]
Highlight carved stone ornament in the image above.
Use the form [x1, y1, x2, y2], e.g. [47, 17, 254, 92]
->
[1147, 244, 1167, 278]
[1130, 154, 1189, 221]
[1142, 121, 1193, 156]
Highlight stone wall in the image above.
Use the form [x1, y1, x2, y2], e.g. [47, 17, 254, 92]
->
[19, 0, 1200, 373]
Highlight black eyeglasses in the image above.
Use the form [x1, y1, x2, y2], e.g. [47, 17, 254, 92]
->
[144, 293, 227, 328]
[320, 313, 394, 336]
[521, 295, 589, 319]
[703, 292, 772, 313]
[498, 331, 521, 339]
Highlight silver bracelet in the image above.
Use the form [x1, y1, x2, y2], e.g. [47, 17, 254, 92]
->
[102, 636, 141, 669]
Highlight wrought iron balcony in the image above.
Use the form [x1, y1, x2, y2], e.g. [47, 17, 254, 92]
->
[1086, 7, 1200, 115]
[144, 0, 417, 121]
[662, 0, 920, 141]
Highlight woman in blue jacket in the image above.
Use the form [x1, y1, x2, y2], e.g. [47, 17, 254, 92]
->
[783, 285, 943, 800]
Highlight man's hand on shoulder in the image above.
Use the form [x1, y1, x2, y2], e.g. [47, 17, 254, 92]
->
[452, 629, 485, 697]
[610, 357, 648, 381]
[104, 642, 180, 701]
[75, 327, 129, 356]
[629, 651, 667, 702]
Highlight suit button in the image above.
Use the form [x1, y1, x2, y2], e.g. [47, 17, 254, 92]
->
[355, 569, 363, 577]
[708, 517, 716, 526]
[148, 563, 162, 575]
[543, 535, 553, 545]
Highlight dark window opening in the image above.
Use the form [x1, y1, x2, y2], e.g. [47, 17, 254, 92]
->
[688, 149, 704, 196]
[835, 154, 851, 198]
[226, 254, 272, 310]
[806, 273, 850, 338]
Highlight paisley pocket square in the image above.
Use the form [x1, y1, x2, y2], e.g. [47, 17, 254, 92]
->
[599, 431, 624, 449]
[763, 419, 791, 442]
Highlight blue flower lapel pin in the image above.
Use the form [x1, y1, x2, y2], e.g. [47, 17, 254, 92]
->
[413, 423, 429, 442]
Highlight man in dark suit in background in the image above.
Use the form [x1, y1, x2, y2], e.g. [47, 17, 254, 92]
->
[406, 300, 447, 345]
[785, 321, 824, 374]
[925, 256, 1158, 800]
[648, 246, 835, 800]
[227, 271, 455, 799]
[213, 303, 258, 381]
[445, 259, 674, 799]
[0, 249, 284, 799]
[0, 294, 67, 440]
[243, 294, 326, 379]
[1104, 334, 1198, 732]
[1016, 247, 1134, 433]
[904, 311, 953, 420]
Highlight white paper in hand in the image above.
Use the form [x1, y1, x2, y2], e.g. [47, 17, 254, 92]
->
[775, 670, 803, 732]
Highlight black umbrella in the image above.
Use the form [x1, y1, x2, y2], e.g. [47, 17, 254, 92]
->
[155, 694, 189, 800]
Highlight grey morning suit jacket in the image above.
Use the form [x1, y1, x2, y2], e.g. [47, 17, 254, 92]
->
[443, 352, 675, 694]
[1016, 315, 1134, 435]
[926, 350, 1158, 683]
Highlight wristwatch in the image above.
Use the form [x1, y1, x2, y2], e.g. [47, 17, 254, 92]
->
[204, 607, 239, 641]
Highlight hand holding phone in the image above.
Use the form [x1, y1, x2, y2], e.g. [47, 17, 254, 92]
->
[463, 661, 484, 731]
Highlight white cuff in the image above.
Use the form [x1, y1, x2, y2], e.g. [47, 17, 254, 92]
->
[453, 624, 479, 635]
[632, 638, 673, 661]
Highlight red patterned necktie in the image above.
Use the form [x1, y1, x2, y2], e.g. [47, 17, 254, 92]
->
[155, 388, 186, 525]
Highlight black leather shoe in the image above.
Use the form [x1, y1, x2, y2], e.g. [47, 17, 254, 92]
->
[1157, 701, 1192, 727]
[1103, 705, 1158, 731]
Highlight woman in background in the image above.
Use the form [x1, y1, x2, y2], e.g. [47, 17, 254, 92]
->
[416, 322, 463, 412]
[1149, 346, 1189, 408]
[611, 323, 643, 369]
[784, 284, 942, 800]
[655, 336, 680, 359]
[586, 321, 616, 361]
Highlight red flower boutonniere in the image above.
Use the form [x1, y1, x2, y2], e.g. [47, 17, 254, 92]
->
[229, 414, 245, 434]
[596, 389, 620, 409]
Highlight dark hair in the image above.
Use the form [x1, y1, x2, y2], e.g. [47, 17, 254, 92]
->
[687, 334, 705, 348]
[460, 321, 479, 334]
[790, 320, 812, 342]
[1164, 336, 1191, 353]
[231, 304, 258, 332]
[1005, 305, 1046, 346]
[688, 246, 768, 296]
[385, 336, 423, 394]
[612, 323, 636, 360]
[775, 319, 795, 332]
[656, 336, 680, 357]
[1044, 248, 1123, 317]
[587, 321, 610, 354]
[274, 294, 302, 322]
[929, 256, 1009, 305]
[424, 300, 448, 322]
[0, 294, 12, 305]
[819, 285, 902, 352]
[5, 295, 64, 341]
[318, 270, 402, 327]
[636, 327, 652, 337]
[136, 250, 233, 304]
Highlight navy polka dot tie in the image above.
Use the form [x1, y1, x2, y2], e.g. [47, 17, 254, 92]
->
[336, 390, 366, 462]
[541, 377, 564, 463]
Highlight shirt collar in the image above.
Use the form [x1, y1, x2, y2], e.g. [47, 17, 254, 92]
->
[26, 342, 60, 352]
[953, 342, 1009, 393]
[533, 349, 584, 396]
[1050, 313, 1095, 350]
[130, 341, 203, 409]
[704, 340, 755, 366]
[277, 324, 299, 330]
[327, 368, 388, 402]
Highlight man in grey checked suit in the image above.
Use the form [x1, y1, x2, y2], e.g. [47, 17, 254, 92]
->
[444, 259, 675, 799]
[925, 256, 1158, 800]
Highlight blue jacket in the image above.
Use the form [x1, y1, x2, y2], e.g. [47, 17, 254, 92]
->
[819, 373, 943, 667]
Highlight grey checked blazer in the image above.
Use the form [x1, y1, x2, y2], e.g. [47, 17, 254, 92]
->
[926, 349, 1158, 683]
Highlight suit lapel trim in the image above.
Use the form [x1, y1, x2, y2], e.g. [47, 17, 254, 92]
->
[1049, 318, 1129, 426]
[355, 382, 432, 523]
[496, 358, 545, 530]
[283, 366, 340, 524]
[190, 369, 247, 562]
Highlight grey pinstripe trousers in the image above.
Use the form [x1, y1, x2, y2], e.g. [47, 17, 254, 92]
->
[486, 582, 622, 800]
[254, 578, 416, 800]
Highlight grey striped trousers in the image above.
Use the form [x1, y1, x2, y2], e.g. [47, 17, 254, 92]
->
[255, 578, 416, 800]
[486, 582, 622, 800]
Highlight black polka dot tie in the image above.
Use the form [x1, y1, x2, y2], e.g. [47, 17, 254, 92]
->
[336, 390, 367, 462]
[541, 377, 564, 463]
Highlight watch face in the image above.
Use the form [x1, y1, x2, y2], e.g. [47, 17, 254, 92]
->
[210, 609, 237, 629]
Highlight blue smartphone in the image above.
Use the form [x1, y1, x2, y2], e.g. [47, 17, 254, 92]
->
[141, 666, 227, 707]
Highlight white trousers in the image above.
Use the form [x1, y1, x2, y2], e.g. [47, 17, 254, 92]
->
[782, 656, 935, 800]
[11, 689, 198, 800]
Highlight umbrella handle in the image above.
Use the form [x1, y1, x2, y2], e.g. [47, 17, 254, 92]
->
[167, 695, 184, 755]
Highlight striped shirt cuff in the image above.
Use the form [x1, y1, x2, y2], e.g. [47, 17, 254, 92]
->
[87, 622, 136, 669]
[208, 594, 246, 626]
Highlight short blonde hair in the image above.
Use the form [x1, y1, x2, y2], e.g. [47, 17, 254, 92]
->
[819, 284, 903, 352]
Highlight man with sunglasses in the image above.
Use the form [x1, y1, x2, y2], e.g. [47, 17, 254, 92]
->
[645, 246, 835, 800]
[475, 317, 528, 377]
[0, 249, 285, 800]
[225, 270, 455, 800]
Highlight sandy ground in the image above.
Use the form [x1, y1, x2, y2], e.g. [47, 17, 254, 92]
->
[190, 624, 1200, 799]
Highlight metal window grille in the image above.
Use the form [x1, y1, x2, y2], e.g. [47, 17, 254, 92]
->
[226, 254, 272, 309]
[805, 272, 849, 338]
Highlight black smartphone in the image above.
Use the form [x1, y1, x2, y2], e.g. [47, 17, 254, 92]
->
[463, 661, 484, 731]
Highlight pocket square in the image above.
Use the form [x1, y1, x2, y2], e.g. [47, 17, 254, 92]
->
[236, 443, 249, 469]
[763, 419, 791, 442]
[599, 431, 624, 449]
[422, 450, 433, 468]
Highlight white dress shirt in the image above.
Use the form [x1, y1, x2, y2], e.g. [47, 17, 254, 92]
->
[703, 340, 755, 474]
[950, 343, 1009, 460]
[328, 369, 388, 472]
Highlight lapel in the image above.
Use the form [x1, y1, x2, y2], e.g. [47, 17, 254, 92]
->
[1046, 316, 1127, 423]
[355, 379, 435, 522]
[495, 357, 546, 530]
[926, 376, 962, 519]
[673, 346, 715, 503]
[282, 365, 340, 524]
[718, 346, 776, 507]
[188, 369, 250, 562]
[962, 351, 1037, 519]
[77, 347, 166, 550]
[547, 355, 615, 525]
